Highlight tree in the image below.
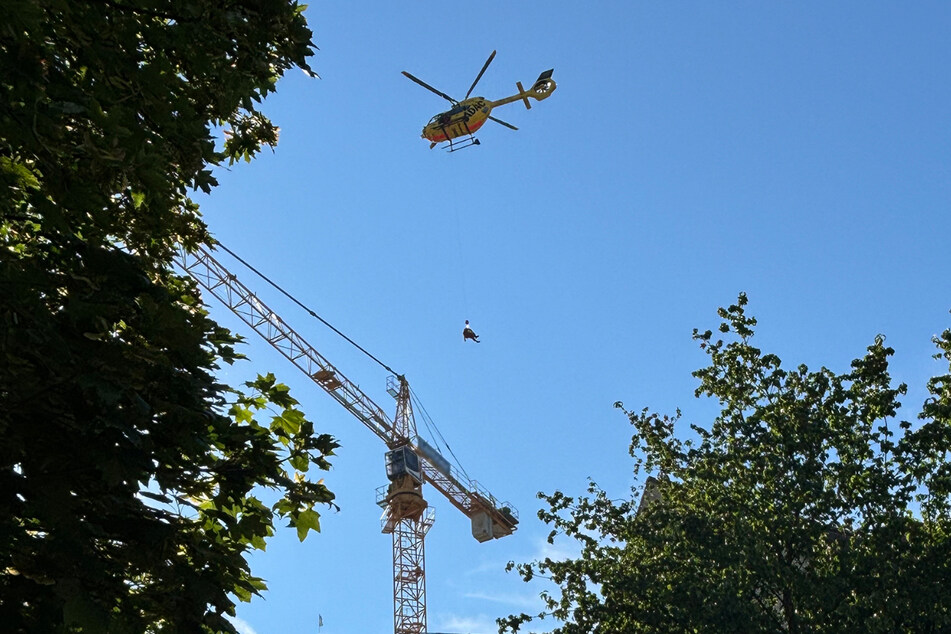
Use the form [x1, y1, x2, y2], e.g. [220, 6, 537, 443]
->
[1, 1, 338, 631]
[502, 295, 951, 633]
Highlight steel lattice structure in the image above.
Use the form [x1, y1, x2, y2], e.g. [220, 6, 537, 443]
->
[176, 245, 518, 634]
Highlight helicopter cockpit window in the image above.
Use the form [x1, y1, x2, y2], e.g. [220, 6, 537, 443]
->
[430, 112, 453, 126]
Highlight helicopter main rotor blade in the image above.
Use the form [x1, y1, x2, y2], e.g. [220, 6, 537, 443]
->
[402, 71, 457, 104]
[465, 50, 497, 99]
[488, 115, 518, 131]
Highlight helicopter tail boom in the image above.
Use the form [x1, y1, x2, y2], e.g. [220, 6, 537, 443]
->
[489, 69, 556, 110]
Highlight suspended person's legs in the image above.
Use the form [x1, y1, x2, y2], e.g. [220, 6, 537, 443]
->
[463, 320, 480, 343]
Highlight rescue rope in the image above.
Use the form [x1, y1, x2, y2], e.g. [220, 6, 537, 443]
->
[453, 206, 469, 314]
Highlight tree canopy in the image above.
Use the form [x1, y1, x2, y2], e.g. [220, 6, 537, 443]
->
[1, 1, 337, 631]
[503, 294, 951, 633]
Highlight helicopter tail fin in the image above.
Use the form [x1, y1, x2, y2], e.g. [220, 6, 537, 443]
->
[516, 81, 531, 109]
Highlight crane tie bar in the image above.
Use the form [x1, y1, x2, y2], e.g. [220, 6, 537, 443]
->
[215, 241, 398, 376]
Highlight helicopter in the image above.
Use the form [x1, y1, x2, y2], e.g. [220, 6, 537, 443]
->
[403, 50, 556, 152]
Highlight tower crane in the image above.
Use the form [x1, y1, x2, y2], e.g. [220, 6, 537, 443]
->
[176, 244, 518, 634]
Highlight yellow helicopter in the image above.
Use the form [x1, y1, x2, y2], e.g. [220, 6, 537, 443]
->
[403, 50, 556, 151]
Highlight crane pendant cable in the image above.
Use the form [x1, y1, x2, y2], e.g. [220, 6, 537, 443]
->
[208, 242, 477, 489]
[214, 242, 398, 377]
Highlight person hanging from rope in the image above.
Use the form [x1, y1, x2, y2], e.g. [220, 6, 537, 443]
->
[463, 320, 480, 343]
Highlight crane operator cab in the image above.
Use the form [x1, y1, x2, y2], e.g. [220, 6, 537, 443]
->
[385, 445, 422, 484]
[383, 446, 427, 522]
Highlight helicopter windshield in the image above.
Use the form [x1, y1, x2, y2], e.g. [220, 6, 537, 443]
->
[429, 105, 467, 126]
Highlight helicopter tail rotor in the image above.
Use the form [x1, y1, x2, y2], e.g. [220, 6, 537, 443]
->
[514, 70, 555, 109]
[531, 69, 556, 100]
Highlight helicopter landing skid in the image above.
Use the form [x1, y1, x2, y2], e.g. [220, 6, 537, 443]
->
[444, 136, 480, 152]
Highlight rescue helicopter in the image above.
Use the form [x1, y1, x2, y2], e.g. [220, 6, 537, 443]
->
[403, 50, 556, 151]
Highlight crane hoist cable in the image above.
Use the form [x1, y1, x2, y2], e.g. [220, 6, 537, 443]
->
[214, 241, 398, 377]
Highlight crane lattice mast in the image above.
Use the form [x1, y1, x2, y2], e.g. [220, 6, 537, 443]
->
[176, 245, 518, 634]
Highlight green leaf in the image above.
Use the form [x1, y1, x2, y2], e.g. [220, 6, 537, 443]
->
[289, 453, 309, 472]
[295, 508, 321, 541]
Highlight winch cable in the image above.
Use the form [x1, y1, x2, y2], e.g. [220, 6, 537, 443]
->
[453, 206, 470, 316]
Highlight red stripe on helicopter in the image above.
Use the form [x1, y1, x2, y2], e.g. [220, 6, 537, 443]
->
[426, 118, 487, 143]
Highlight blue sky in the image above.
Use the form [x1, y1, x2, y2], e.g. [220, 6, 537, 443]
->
[194, 3, 951, 633]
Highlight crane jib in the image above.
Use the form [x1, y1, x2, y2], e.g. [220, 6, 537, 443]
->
[175, 243, 519, 634]
[175, 245, 517, 532]
[176, 246, 395, 444]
